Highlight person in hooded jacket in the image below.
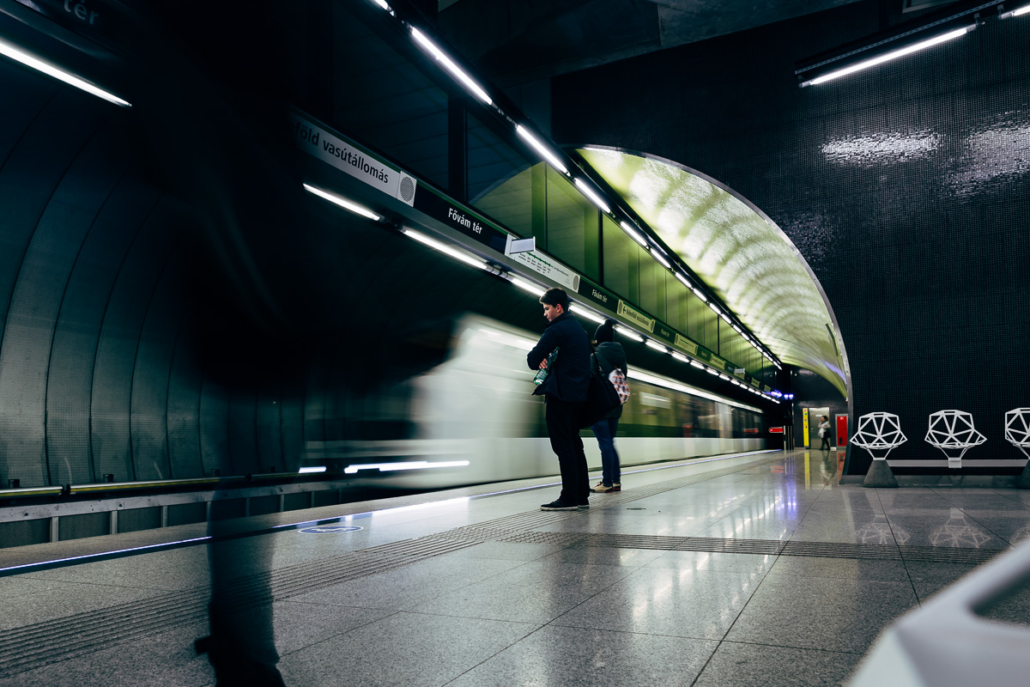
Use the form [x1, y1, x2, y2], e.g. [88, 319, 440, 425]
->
[590, 320, 627, 492]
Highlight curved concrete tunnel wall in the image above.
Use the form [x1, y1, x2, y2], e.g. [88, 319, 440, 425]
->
[0, 61, 561, 489]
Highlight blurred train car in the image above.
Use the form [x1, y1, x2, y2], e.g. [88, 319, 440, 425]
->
[302, 315, 769, 489]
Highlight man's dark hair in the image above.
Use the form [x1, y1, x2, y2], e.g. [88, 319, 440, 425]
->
[539, 287, 569, 311]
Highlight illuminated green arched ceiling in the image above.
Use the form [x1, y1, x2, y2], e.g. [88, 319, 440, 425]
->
[578, 147, 848, 397]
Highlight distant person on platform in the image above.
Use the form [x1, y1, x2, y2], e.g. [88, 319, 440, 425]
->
[590, 320, 627, 493]
[818, 416, 832, 451]
[527, 287, 591, 511]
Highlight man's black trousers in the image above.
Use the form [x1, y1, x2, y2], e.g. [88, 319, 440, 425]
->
[545, 396, 589, 504]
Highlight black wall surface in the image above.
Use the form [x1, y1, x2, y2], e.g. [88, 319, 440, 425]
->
[551, 1, 1030, 476]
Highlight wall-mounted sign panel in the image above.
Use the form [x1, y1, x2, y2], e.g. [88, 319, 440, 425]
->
[506, 243, 580, 291]
[674, 334, 698, 355]
[616, 301, 655, 333]
[290, 111, 417, 207]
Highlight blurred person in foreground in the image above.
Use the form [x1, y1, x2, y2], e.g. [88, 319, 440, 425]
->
[527, 288, 591, 511]
[590, 320, 627, 493]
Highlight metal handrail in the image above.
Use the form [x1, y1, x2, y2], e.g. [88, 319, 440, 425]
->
[849, 537, 1030, 686]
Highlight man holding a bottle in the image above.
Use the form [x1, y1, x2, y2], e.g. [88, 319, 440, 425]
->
[527, 287, 592, 511]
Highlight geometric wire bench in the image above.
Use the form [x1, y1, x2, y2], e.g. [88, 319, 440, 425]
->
[925, 410, 987, 468]
[1005, 408, 1030, 460]
[850, 412, 907, 461]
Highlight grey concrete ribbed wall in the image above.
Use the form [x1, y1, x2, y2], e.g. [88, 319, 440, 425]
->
[0, 62, 309, 488]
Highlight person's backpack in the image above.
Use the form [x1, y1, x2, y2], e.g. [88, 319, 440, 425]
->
[579, 350, 627, 428]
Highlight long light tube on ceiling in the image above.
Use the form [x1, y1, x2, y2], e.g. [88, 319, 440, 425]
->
[620, 222, 649, 247]
[690, 360, 705, 370]
[651, 251, 671, 269]
[511, 277, 545, 296]
[304, 184, 381, 221]
[645, 340, 668, 353]
[371, 0, 391, 9]
[410, 28, 493, 105]
[674, 273, 691, 289]
[515, 125, 568, 174]
[0, 37, 131, 107]
[575, 178, 611, 213]
[570, 304, 605, 324]
[671, 352, 689, 363]
[800, 26, 971, 87]
[1001, 4, 1030, 18]
[402, 228, 486, 270]
[692, 288, 708, 303]
[614, 325, 644, 342]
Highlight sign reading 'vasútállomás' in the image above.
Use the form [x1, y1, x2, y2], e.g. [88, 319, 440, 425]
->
[616, 301, 655, 333]
[289, 111, 416, 206]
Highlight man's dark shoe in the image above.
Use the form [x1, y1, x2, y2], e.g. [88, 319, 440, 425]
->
[577, 502, 590, 510]
[540, 500, 579, 511]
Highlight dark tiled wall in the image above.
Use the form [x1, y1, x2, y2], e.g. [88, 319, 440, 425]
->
[552, 3, 1030, 475]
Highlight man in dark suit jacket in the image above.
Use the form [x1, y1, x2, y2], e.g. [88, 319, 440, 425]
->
[527, 287, 591, 511]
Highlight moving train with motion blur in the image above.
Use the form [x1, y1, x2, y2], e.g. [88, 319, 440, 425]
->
[302, 315, 770, 489]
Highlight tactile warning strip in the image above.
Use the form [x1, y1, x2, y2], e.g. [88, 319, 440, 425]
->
[0, 536, 480, 679]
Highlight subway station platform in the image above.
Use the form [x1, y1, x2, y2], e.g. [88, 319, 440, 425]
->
[2, 449, 1029, 687]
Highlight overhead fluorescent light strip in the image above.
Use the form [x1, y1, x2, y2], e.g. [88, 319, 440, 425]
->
[574, 178, 610, 213]
[1001, 4, 1030, 18]
[801, 26, 971, 87]
[620, 222, 649, 247]
[651, 251, 671, 269]
[372, 0, 391, 9]
[614, 325, 644, 342]
[0, 38, 131, 107]
[570, 304, 605, 324]
[410, 28, 493, 105]
[403, 228, 486, 270]
[692, 288, 708, 303]
[511, 277, 545, 296]
[299, 466, 327, 474]
[675, 273, 691, 288]
[304, 184, 381, 221]
[516, 125, 568, 174]
[645, 340, 668, 353]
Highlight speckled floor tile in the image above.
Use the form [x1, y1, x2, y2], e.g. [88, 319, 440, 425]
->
[552, 567, 764, 640]
[724, 576, 918, 653]
[446, 624, 717, 687]
[278, 612, 535, 687]
[693, 641, 864, 686]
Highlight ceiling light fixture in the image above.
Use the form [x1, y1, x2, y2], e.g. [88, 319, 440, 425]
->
[615, 325, 644, 343]
[620, 222, 649, 247]
[0, 37, 131, 107]
[1001, 4, 1030, 18]
[304, 184, 381, 221]
[511, 277, 545, 296]
[651, 251, 671, 269]
[800, 26, 972, 87]
[402, 228, 487, 270]
[570, 304, 605, 324]
[516, 125, 568, 174]
[645, 340, 669, 353]
[574, 178, 611, 213]
[410, 28, 493, 105]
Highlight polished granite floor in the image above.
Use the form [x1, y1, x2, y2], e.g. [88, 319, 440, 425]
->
[2, 449, 1029, 687]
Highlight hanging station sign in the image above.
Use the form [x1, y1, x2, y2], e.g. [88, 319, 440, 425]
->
[290, 111, 418, 206]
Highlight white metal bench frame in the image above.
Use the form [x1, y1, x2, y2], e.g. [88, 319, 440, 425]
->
[925, 410, 987, 468]
[850, 412, 907, 461]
